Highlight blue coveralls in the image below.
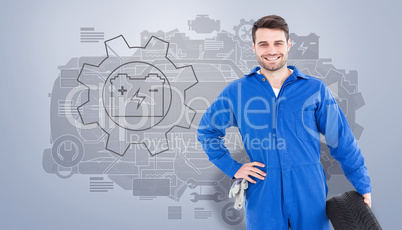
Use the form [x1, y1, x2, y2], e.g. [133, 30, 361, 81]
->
[197, 66, 372, 230]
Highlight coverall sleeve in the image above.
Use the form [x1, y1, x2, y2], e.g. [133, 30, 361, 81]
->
[197, 89, 243, 179]
[315, 82, 372, 195]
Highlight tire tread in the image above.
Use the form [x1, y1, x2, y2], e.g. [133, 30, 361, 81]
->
[326, 191, 381, 230]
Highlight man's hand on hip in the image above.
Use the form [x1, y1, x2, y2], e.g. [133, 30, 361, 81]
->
[234, 162, 266, 184]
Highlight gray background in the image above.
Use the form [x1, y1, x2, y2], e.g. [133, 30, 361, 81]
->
[1, 0, 401, 229]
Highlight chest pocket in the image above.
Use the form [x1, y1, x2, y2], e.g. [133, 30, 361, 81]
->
[295, 111, 320, 142]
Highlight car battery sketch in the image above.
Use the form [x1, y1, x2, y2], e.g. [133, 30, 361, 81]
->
[110, 73, 165, 118]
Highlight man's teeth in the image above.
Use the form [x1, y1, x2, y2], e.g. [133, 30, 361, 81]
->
[265, 56, 280, 60]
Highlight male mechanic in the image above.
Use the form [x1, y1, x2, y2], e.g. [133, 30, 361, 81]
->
[197, 15, 372, 229]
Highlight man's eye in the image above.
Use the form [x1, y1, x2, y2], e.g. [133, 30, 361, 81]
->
[260, 44, 266, 47]
[275, 43, 282, 45]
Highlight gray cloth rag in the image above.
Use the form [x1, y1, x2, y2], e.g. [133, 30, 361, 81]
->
[228, 178, 248, 210]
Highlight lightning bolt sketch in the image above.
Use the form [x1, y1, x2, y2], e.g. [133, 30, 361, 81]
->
[298, 42, 308, 55]
[149, 39, 158, 47]
[131, 88, 146, 109]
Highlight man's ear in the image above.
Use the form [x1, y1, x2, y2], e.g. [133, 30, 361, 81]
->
[252, 42, 255, 53]
[288, 39, 291, 51]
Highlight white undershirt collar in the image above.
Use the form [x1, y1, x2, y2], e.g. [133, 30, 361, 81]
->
[257, 68, 293, 97]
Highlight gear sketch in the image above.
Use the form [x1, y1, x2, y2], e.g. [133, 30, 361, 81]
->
[233, 19, 255, 47]
[77, 35, 198, 156]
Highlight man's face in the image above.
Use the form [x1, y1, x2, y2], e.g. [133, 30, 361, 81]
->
[252, 28, 291, 72]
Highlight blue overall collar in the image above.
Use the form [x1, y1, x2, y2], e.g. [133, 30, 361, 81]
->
[246, 65, 309, 80]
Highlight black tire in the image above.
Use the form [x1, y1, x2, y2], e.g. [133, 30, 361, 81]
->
[326, 191, 381, 230]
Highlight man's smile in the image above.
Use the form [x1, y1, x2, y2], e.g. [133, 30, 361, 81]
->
[263, 56, 281, 61]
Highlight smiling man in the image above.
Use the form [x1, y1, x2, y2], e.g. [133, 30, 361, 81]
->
[197, 15, 372, 229]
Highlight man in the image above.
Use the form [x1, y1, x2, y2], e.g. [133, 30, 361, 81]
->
[197, 15, 372, 229]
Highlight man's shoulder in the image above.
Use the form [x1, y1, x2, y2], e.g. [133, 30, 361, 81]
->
[221, 75, 254, 93]
[296, 71, 334, 100]
[297, 70, 327, 88]
[305, 75, 325, 85]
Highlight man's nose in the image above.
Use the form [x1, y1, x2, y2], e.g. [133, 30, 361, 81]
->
[266, 46, 277, 55]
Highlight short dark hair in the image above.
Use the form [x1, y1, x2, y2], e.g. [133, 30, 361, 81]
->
[252, 15, 289, 44]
